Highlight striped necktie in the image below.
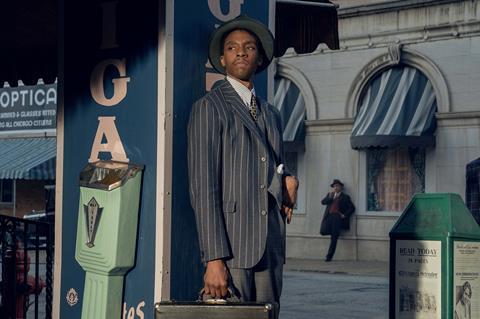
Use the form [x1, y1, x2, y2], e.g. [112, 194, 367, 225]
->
[249, 94, 257, 121]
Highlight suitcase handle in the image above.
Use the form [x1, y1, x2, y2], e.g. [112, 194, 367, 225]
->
[198, 287, 240, 303]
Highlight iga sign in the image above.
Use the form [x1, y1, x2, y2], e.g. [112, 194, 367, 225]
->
[0, 83, 57, 133]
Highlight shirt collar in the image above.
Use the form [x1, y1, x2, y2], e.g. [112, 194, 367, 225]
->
[226, 76, 256, 107]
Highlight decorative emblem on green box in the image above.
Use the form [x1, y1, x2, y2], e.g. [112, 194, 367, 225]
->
[84, 197, 103, 248]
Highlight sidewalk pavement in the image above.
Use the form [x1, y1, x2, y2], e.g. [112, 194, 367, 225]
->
[284, 258, 389, 277]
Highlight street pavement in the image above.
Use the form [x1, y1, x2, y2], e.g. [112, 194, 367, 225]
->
[281, 258, 390, 319]
[26, 257, 390, 318]
[284, 258, 389, 277]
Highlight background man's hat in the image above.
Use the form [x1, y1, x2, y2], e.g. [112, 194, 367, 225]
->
[208, 15, 275, 74]
[330, 179, 344, 187]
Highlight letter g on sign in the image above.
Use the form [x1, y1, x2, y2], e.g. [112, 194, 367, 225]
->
[90, 58, 130, 106]
[208, 0, 243, 22]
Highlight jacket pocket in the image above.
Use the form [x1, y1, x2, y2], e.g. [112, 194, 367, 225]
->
[223, 200, 236, 213]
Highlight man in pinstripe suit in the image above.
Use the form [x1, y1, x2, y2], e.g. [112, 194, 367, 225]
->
[187, 15, 298, 314]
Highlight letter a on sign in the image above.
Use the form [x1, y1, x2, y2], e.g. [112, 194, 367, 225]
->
[89, 116, 129, 163]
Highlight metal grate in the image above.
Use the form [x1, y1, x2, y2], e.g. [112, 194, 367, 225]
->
[0, 215, 53, 319]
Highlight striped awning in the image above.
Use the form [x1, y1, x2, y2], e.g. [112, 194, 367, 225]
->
[351, 66, 437, 149]
[274, 77, 306, 150]
[0, 138, 56, 179]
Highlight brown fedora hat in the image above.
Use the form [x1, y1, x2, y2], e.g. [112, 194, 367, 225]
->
[208, 15, 275, 75]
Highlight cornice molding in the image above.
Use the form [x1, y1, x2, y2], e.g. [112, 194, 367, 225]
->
[305, 118, 354, 134]
[338, 21, 480, 51]
[279, 5, 480, 57]
[436, 111, 480, 127]
[338, 0, 466, 18]
[305, 118, 354, 126]
[436, 111, 480, 120]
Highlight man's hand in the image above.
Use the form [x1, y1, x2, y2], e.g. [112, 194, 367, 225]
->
[282, 175, 299, 224]
[204, 259, 229, 298]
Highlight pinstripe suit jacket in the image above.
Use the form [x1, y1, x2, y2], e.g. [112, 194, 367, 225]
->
[187, 80, 285, 269]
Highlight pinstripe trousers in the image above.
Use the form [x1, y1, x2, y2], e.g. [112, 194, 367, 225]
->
[228, 195, 284, 317]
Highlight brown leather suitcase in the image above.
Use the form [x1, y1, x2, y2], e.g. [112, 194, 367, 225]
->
[154, 300, 275, 319]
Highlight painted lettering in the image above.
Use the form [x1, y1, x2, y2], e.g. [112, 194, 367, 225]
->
[123, 301, 145, 319]
[417, 248, 436, 256]
[208, 0, 243, 22]
[11, 91, 19, 105]
[89, 116, 129, 163]
[400, 248, 414, 255]
[136, 301, 145, 319]
[90, 58, 130, 106]
[34, 89, 45, 106]
[46, 88, 56, 105]
[0, 92, 9, 107]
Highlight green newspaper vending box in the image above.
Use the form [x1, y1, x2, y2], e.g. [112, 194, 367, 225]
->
[389, 193, 480, 319]
[75, 161, 144, 319]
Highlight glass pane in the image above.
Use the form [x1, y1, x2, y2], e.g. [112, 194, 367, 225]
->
[1, 179, 13, 203]
[367, 148, 424, 212]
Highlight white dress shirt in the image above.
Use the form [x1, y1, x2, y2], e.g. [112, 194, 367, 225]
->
[226, 76, 256, 108]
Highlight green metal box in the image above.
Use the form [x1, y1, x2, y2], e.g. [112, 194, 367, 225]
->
[75, 161, 143, 319]
[389, 193, 480, 319]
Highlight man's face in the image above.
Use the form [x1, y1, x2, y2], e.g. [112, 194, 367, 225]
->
[220, 30, 263, 83]
[333, 184, 342, 193]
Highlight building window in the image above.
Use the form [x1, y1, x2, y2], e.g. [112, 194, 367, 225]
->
[367, 148, 425, 212]
[0, 180, 13, 203]
[350, 65, 436, 212]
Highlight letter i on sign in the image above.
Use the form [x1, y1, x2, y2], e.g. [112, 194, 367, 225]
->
[89, 1, 130, 163]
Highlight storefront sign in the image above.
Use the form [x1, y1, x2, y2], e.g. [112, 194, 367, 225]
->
[454, 241, 480, 319]
[61, 1, 159, 318]
[0, 83, 56, 133]
[61, 1, 271, 317]
[395, 240, 442, 319]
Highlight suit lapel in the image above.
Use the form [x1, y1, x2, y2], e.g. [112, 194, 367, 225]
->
[220, 81, 267, 147]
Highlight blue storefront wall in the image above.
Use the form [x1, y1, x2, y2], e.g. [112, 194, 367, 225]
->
[170, 0, 270, 301]
[61, 1, 159, 318]
[60, 0, 271, 318]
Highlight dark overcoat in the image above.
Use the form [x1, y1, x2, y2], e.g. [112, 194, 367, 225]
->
[320, 192, 355, 234]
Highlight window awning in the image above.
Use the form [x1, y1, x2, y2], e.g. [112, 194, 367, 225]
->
[0, 138, 56, 179]
[350, 66, 437, 149]
[274, 77, 306, 151]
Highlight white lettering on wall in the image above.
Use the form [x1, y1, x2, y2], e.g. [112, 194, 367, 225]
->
[207, 0, 243, 22]
[0, 92, 9, 108]
[90, 58, 130, 107]
[11, 91, 19, 105]
[122, 301, 145, 319]
[34, 89, 45, 106]
[89, 116, 129, 163]
[46, 88, 56, 105]
[0, 86, 57, 108]
[136, 301, 145, 319]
